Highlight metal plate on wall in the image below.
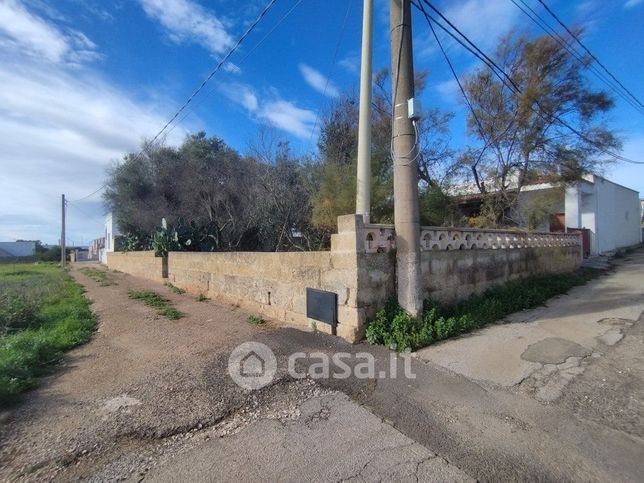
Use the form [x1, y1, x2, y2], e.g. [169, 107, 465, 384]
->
[306, 288, 337, 326]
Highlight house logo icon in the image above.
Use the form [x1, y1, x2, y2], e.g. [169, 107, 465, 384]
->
[228, 342, 277, 390]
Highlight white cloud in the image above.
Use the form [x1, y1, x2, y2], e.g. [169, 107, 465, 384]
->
[139, 0, 234, 56]
[219, 82, 317, 139]
[624, 0, 643, 8]
[298, 63, 340, 98]
[434, 79, 460, 103]
[0, 0, 99, 64]
[0, 60, 188, 244]
[338, 52, 360, 75]
[258, 100, 317, 139]
[0, 4, 188, 244]
[444, 0, 520, 50]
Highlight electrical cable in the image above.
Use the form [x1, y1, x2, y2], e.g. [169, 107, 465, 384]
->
[510, 0, 644, 115]
[536, 0, 644, 111]
[414, 0, 644, 165]
[168, 0, 306, 139]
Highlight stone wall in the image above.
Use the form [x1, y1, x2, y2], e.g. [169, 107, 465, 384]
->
[166, 216, 368, 342]
[106, 251, 166, 282]
[419, 245, 581, 304]
[106, 216, 582, 343]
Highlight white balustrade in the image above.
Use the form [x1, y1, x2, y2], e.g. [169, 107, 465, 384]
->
[363, 224, 580, 253]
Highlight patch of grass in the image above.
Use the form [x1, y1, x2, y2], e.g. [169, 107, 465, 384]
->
[128, 290, 184, 320]
[196, 293, 209, 302]
[0, 264, 96, 406]
[366, 269, 599, 352]
[160, 307, 183, 320]
[248, 315, 266, 325]
[164, 282, 186, 295]
[80, 267, 115, 286]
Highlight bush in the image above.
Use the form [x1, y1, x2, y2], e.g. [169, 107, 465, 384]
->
[366, 270, 598, 352]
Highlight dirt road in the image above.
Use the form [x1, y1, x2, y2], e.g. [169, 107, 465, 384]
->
[1, 251, 642, 481]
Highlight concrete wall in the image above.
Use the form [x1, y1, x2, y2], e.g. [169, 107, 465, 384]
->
[106, 251, 166, 282]
[168, 250, 337, 331]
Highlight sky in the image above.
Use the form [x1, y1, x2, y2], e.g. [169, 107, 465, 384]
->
[0, 0, 642, 245]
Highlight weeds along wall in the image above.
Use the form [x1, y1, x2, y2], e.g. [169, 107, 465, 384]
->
[106, 215, 582, 343]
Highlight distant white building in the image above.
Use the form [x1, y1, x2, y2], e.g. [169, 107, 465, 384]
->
[99, 212, 121, 264]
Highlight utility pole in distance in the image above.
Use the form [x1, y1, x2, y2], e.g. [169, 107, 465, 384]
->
[61, 194, 66, 268]
[356, 0, 373, 223]
[390, 0, 422, 316]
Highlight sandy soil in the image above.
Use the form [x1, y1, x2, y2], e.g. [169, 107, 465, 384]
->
[0, 263, 271, 480]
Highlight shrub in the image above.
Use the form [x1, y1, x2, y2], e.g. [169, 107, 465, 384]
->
[366, 270, 598, 352]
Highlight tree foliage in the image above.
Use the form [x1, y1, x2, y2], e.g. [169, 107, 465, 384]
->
[311, 68, 456, 231]
[104, 132, 326, 252]
[460, 31, 619, 225]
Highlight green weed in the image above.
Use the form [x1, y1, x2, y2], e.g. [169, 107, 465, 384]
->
[80, 267, 115, 286]
[0, 265, 96, 406]
[248, 315, 266, 325]
[366, 269, 599, 352]
[196, 293, 208, 302]
[164, 282, 186, 295]
[128, 290, 184, 320]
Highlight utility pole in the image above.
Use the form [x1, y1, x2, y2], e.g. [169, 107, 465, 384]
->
[390, 0, 422, 316]
[61, 194, 66, 268]
[356, 0, 373, 223]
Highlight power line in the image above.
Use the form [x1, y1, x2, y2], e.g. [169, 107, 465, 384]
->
[167, 0, 306, 139]
[415, 0, 644, 165]
[535, 0, 644, 112]
[509, 0, 644, 115]
[73, 0, 285, 203]
[69, 184, 106, 203]
[144, 0, 279, 149]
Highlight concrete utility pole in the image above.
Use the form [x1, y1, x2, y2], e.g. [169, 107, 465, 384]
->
[356, 0, 373, 223]
[390, 0, 422, 316]
[61, 194, 66, 268]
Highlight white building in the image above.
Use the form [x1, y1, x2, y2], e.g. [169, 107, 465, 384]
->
[454, 174, 641, 256]
[99, 212, 121, 264]
[565, 175, 641, 255]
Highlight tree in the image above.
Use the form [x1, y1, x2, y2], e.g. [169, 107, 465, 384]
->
[460, 31, 620, 226]
[311, 69, 456, 231]
[104, 131, 327, 252]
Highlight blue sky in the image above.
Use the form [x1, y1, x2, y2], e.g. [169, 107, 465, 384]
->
[0, 0, 642, 245]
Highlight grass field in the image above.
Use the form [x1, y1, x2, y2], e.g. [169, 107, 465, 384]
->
[0, 264, 95, 406]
